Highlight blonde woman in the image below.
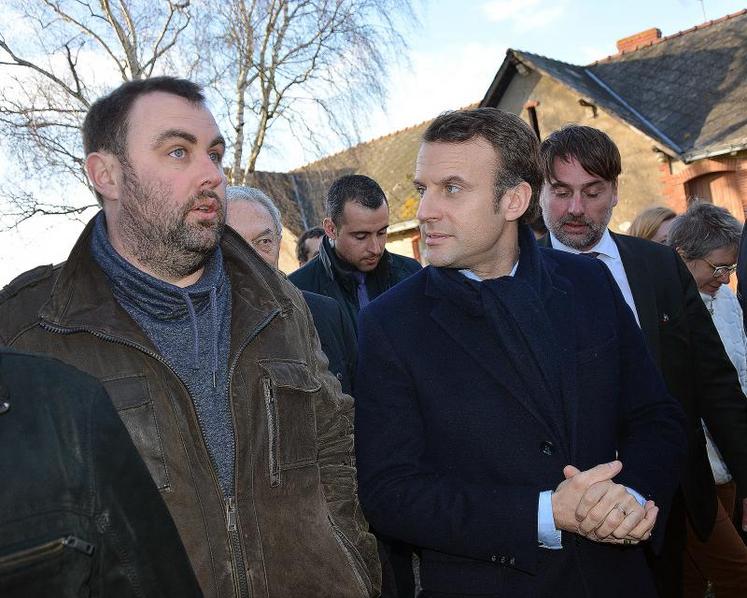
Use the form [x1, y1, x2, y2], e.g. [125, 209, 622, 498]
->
[629, 205, 676, 244]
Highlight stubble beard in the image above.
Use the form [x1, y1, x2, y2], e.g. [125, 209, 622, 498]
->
[117, 163, 225, 280]
[549, 204, 613, 251]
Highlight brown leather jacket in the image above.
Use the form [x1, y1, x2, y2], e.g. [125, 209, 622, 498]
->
[0, 217, 380, 598]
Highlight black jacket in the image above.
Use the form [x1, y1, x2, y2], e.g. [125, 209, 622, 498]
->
[542, 232, 747, 541]
[303, 290, 357, 395]
[0, 348, 202, 598]
[289, 236, 421, 332]
[737, 220, 747, 331]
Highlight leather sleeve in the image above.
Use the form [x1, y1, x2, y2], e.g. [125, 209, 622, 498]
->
[301, 299, 381, 596]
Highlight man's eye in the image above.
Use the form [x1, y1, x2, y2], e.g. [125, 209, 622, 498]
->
[169, 147, 186, 159]
[354, 234, 367, 241]
[209, 150, 223, 163]
[415, 186, 425, 198]
[445, 184, 460, 194]
[553, 189, 570, 198]
[584, 191, 600, 199]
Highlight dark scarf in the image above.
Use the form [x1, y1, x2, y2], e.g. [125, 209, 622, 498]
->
[436, 225, 568, 442]
[90, 213, 235, 495]
[320, 235, 392, 302]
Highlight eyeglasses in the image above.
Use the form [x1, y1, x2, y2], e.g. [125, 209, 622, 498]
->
[702, 257, 737, 279]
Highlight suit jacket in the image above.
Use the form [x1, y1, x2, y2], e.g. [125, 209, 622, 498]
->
[542, 232, 747, 540]
[355, 227, 686, 597]
[302, 290, 357, 394]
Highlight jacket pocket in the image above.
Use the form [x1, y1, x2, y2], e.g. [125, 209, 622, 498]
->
[0, 535, 95, 595]
[259, 360, 321, 487]
[329, 517, 371, 597]
[102, 375, 170, 490]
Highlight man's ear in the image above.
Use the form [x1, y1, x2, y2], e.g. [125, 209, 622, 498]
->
[675, 246, 686, 260]
[323, 217, 337, 240]
[503, 182, 532, 223]
[85, 152, 121, 201]
[611, 181, 619, 208]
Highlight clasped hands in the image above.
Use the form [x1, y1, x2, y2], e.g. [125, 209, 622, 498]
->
[551, 460, 657, 546]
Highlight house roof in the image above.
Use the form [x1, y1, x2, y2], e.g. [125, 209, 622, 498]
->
[481, 9, 747, 162]
[248, 117, 435, 235]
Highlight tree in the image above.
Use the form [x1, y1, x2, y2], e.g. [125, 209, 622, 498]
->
[0, 0, 413, 226]
[0, 0, 192, 225]
[200, 0, 412, 185]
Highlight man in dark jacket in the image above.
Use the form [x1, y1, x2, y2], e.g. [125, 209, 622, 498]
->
[0, 348, 202, 597]
[0, 77, 379, 598]
[289, 174, 421, 333]
[538, 124, 747, 597]
[355, 107, 686, 597]
[226, 185, 357, 394]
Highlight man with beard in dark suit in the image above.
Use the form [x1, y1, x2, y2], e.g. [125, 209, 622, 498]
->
[538, 124, 747, 597]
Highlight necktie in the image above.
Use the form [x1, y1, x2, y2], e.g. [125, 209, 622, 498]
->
[352, 271, 370, 309]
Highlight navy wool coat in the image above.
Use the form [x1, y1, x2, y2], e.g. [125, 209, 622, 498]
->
[354, 228, 686, 597]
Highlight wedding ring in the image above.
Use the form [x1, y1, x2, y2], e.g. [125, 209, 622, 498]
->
[623, 538, 632, 546]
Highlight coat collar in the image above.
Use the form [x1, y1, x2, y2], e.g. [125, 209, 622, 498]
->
[39, 213, 287, 357]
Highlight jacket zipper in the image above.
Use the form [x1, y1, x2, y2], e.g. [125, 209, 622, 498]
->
[262, 379, 280, 487]
[0, 535, 94, 570]
[42, 309, 280, 598]
[226, 496, 251, 598]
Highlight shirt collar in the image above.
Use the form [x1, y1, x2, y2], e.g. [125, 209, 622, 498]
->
[459, 259, 519, 282]
[549, 228, 620, 261]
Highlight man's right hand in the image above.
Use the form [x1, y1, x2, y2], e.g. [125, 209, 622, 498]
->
[551, 461, 623, 534]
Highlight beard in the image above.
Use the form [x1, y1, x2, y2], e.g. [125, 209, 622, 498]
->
[550, 204, 613, 251]
[117, 162, 225, 280]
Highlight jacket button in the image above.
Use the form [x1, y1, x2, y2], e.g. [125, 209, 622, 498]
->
[490, 555, 497, 562]
[499, 556, 507, 564]
[336, 372, 343, 380]
[540, 441, 555, 456]
[0, 401, 9, 414]
[509, 557, 516, 566]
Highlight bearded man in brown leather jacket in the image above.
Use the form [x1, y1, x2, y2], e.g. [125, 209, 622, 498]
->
[0, 77, 379, 598]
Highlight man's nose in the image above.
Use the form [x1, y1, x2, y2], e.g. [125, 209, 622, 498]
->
[198, 154, 224, 189]
[368, 235, 383, 255]
[416, 191, 437, 222]
[568, 192, 584, 216]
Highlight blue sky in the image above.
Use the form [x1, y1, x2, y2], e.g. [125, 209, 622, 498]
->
[255, 0, 744, 171]
[1, 0, 744, 283]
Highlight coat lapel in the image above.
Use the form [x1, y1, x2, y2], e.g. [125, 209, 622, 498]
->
[427, 292, 562, 447]
[611, 233, 661, 365]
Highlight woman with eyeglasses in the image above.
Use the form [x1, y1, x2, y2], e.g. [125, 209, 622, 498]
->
[667, 199, 747, 598]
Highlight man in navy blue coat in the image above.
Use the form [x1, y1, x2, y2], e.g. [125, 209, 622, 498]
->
[354, 108, 687, 597]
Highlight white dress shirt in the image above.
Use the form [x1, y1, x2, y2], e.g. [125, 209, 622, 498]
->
[548, 229, 641, 327]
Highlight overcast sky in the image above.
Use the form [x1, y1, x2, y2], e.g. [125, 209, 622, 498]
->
[1, 0, 743, 285]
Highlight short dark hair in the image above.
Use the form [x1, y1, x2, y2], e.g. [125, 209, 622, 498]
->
[422, 107, 543, 223]
[539, 125, 621, 185]
[296, 226, 325, 263]
[667, 200, 742, 260]
[326, 175, 387, 226]
[82, 77, 205, 204]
